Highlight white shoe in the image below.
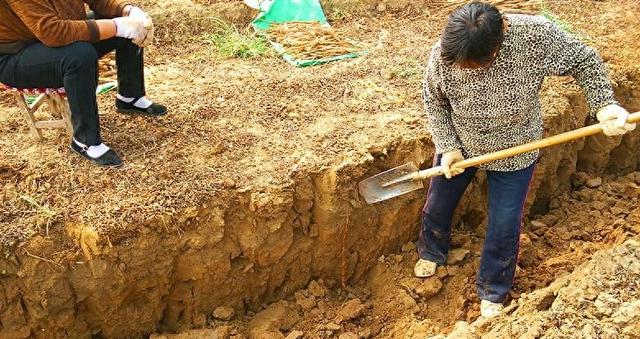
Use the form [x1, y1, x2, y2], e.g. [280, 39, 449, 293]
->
[480, 300, 503, 318]
[414, 259, 437, 278]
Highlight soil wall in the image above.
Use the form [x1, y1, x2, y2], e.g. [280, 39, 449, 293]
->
[1, 83, 639, 338]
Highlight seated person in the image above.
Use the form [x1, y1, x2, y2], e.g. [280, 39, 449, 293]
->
[0, 0, 167, 167]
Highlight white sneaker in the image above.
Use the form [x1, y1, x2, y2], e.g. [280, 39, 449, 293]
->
[414, 259, 438, 278]
[480, 300, 503, 318]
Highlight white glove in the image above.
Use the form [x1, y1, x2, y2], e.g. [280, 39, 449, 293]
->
[131, 22, 153, 48]
[597, 104, 636, 136]
[113, 17, 148, 47]
[127, 6, 151, 22]
[441, 149, 465, 179]
[127, 6, 154, 47]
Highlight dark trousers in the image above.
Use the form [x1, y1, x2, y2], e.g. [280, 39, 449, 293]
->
[418, 155, 536, 303]
[0, 38, 145, 145]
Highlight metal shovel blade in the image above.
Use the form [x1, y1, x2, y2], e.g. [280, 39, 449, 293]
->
[358, 163, 424, 204]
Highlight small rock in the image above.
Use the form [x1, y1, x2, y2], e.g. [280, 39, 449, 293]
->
[611, 207, 628, 216]
[613, 218, 626, 227]
[151, 328, 233, 339]
[285, 330, 304, 339]
[575, 190, 592, 202]
[446, 248, 469, 265]
[397, 290, 419, 313]
[335, 299, 366, 324]
[586, 177, 603, 189]
[611, 300, 640, 326]
[446, 265, 459, 276]
[317, 300, 330, 313]
[530, 220, 548, 230]
[323, 323, 342, 331]
[248, 301, 300, 338]
[446, 321, 476, 338]
[591, 200, 608, 212]
[251, 329, 285, 339]
[391, 254, 403, 264]
[193, 313, 207, 327]
[376, 3, 387, 12]
[380, 69, 395, 80]
[399, 277, 421, 294]
[436, 266, 449, 279]
[214, 307, 235, 321]
[415, 277, 443, 299]
[339, 332, 359, 339]
[358, 328, 372, 338]
[223, 178, 236, 189]
[571, 172, 590, 188]
[594, 293, 620, 317]
[295, 291, 316, 311]
[541, 213, 560, 226]
[214, 326, 233, 339]
[211, 141, 226, 155]
[402, 241, 416, 253]
[308, 280, 327, 298]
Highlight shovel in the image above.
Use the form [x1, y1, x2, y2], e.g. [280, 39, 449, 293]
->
[359, 111, 640, 204]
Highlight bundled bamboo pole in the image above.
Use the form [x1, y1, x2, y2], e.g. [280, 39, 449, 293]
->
[266, 21, 362, 60]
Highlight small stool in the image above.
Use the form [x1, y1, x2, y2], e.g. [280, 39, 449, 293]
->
[1, 84, 74, 140]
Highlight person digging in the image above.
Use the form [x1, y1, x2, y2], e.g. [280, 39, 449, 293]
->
[415, 2, 635, 318]
[0, 0, 167, 167]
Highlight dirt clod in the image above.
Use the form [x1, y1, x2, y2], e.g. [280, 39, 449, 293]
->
[571, 172, 590, 188]
[151, 327, 232, 338]
[214, 306, 236, 321]
[415, 277, 443, 299]
[284, 330, 304, 339]
[248, 301, 300, 338]
[339, 332, 359, 339]
[402, 241, 417, 253]
[335, 299, 366, 324]
[586, 177, 603, 188]
[308, 280, 327, 298]
[295, 291, 317, 311]
[445, 248, 469, 265]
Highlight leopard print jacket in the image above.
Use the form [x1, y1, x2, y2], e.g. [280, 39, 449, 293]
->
[423, 14, 617, 171]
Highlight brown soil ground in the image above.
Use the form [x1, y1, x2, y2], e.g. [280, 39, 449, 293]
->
[1, 0, 640, 338]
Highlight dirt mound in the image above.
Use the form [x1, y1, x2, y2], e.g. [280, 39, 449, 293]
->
[438, 238, 640, 338]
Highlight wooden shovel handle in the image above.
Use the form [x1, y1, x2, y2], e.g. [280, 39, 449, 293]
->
[417, 111, 640, 180]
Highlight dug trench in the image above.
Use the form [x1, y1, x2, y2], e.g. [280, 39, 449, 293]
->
[1, 81, 640, 338]
[2, 1, 640, 338]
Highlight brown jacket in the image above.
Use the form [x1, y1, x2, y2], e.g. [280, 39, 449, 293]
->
[0, 0, 130, 54]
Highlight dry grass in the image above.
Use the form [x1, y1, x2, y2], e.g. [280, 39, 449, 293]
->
[266, 22, 363, 60]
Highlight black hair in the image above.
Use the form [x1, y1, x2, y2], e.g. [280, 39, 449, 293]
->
[441, 2, 504, 67]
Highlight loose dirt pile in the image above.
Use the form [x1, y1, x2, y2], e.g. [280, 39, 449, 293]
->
[439, 238, 640, 338]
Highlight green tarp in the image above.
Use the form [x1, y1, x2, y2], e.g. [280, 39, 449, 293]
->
[251, 0, 362, 67]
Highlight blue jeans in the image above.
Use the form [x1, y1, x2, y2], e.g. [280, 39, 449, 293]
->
[418, 155, 536, 303]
